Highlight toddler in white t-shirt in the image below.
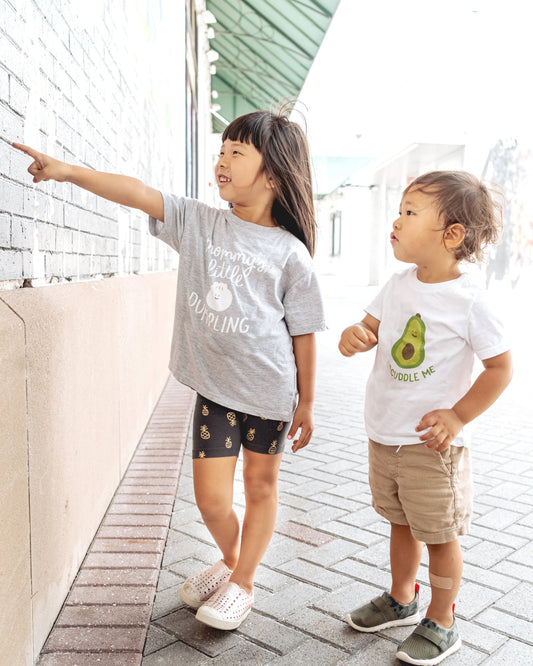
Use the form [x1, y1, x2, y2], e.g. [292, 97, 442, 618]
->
[339, 171, 513, 666]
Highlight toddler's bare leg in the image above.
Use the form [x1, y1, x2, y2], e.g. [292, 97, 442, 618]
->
[390, 523, 423, 603]
[426, 539, 462, 628]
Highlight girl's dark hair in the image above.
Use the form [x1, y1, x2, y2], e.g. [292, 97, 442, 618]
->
[405, 170, 504, 262]
[222, 105, 317, 256]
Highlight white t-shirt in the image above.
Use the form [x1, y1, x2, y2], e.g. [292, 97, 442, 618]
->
[149, 194, 326, 421]
[364, 266, 508, 447]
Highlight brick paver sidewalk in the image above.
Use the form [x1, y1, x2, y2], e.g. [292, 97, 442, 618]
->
[38, 273, 533, 665]
[143, 275, 533, 665]
[38, 379, 195, 666]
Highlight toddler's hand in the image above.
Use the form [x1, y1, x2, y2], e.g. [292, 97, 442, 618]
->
[13, 143, 70, 183]
[339, 324, 377, 357]
[416, 409, 464, 452]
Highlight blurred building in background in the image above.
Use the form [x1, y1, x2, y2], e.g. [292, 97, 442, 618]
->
[314, 138, 533, 291]
[315, 143, 465, 284]
[302, 1, 533, 293]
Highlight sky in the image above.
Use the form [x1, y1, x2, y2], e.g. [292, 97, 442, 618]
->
[298, 0, 533, 161]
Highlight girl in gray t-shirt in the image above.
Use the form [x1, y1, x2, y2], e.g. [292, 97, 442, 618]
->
[15, 107, 325, 631]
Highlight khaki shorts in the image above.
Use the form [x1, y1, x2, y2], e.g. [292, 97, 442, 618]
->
[368, 439, 472, 544]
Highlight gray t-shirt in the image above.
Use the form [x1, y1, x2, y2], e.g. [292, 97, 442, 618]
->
[149, 194, 326, 421]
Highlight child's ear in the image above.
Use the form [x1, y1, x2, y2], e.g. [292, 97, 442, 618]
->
[263, 169, 276, 190]
[443, 223, 465, 249]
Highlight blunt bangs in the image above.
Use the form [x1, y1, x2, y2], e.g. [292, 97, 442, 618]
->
[219, 107, 317, 255]
[222, 112, 270, 151]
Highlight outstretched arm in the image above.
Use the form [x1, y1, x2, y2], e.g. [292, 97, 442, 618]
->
[287, 332, 317, 452]
[338, 313, 379, 357]
[13, 143, 164, 221]
[416, 350, 513, 451]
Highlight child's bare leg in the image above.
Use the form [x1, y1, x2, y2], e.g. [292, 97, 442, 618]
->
[230, 449, 283, 594]
[390, 523, 423, 603]
[426, 539, 462, 628]
[193, 457, 240, 569]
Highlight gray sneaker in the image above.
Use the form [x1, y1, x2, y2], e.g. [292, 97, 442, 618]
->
[346, 584, 420, 633]
[396, 616, 461, 665]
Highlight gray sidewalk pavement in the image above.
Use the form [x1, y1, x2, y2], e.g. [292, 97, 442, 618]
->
[142, 271, 533, 665]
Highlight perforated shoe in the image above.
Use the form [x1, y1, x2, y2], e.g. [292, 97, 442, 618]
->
[346, 584, 420, 632]
[396, 616, 461, 665]
[179, 560, 232, 609]
[196, 581, 254, 630]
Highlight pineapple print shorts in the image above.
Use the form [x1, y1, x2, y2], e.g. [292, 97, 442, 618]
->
[192, 394, 290, 459]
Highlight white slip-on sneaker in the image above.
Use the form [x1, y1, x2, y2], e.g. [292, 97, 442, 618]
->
[196, 581, 254, 630]
[179, 560, 232, 609]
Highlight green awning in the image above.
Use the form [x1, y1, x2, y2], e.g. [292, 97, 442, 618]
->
[205, 0, 341, 133]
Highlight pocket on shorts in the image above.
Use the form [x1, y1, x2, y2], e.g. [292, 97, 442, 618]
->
[436, 447, 453, 477]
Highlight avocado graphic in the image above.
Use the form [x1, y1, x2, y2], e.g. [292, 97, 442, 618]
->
[391, 313, 426, 369]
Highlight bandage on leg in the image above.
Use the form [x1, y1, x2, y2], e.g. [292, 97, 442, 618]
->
[429, 571, 453, 590]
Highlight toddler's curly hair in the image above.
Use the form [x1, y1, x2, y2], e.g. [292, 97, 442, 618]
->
[405, 171, 504, 262]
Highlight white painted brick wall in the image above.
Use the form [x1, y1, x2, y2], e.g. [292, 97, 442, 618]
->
[0, 0, 190, 285]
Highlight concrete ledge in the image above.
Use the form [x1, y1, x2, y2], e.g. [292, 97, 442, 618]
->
[38, 377, 194, 665]
[0, 271, 177, 664]
[0, 300, 33, 666]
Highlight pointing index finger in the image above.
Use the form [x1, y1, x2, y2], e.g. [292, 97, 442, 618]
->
[13, 142, 40, 159]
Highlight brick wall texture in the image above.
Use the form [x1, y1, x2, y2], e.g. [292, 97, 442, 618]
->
[0, 0, 184, 284]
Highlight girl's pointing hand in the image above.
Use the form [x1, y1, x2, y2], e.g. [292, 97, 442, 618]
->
[13, 142, 70, 183]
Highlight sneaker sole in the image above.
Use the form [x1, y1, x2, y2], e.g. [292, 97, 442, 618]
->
[196, 606, 252, 630]
[396, 636, 462, 665]
[346, 610, 421, 633]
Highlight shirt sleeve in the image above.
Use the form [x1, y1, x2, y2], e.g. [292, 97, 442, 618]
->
[149, 193, 191, 253]
[467, 291, 509, 360]
[364, 280, 389, 321]
[282, 252, 326, 336]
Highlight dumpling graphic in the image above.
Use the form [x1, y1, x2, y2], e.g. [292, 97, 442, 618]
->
[206, 282, 233, 312]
